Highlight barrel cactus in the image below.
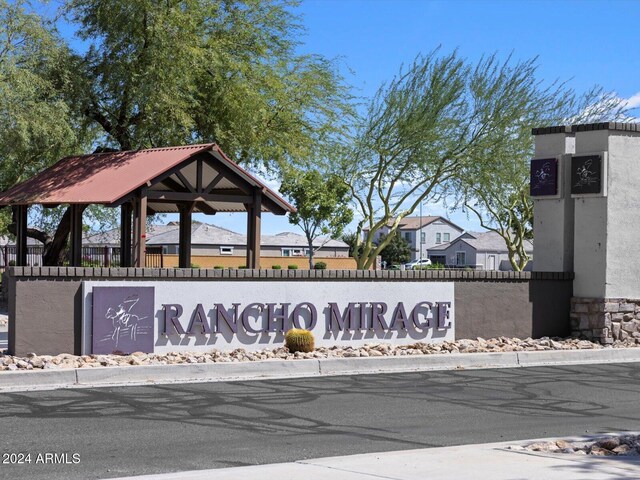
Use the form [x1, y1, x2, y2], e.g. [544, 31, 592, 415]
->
[285, 328, 315, 353]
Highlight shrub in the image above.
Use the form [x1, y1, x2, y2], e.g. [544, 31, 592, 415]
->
[429, 263, 445, 270]
[288, 264, 298, 270]
[415, 263, 444, 270]
[238, 265, 247, 269]
[285, 328, 315, 353]
[314, 261, 327, 270]
[214, 265, 224, 269]
[272, 265, 282, 269]
[190, 263, 200, 268]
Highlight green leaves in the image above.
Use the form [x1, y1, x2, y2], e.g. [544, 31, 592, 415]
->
[0, 0, 87, 193]
[377, 232, 411, 266]
[0, 0, 354, 253]
[342, 49, 624, 270]
[280, 167, 353, 268]
[62, 0, 353, 170]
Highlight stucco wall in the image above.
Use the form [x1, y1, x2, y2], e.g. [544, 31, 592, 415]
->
[603, 132, 640, 298]
[6, 267, 572, 357]
[455, 278, 571, 339]
[532, 132, 575, 272]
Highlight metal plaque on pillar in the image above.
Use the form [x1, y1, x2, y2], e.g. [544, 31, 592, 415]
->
[530, 157, 560, 198]
[570, 153, 607, 197]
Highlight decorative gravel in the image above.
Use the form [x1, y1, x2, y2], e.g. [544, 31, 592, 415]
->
[0, 336, 638, 371]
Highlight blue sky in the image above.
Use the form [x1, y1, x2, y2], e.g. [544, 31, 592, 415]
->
[45, 0, 640, 236]
[205, 0, 640, 235]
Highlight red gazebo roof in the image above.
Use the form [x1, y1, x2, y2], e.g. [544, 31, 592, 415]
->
[0, 143, 294, 215]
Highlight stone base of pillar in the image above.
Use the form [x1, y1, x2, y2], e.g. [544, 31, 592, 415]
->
[570, 297, 640, 345]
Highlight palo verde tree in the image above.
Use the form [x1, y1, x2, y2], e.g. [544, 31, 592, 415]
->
[454, 87, 628, 270]
[2, 0, 353, 265]
[280, 168, 353, 268]
[340, 49, 625, 270]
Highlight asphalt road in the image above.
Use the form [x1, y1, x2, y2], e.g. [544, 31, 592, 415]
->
[0, 363, 639, 480]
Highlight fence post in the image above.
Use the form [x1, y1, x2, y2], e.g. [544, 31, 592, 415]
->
[104, 246, 110, 268]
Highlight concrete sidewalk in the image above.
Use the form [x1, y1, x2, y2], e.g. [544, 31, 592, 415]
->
[108, 438, 640, 480]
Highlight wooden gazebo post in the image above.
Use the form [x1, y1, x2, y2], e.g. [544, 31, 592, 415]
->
[179, 203, 194, 268]
[69, 204, 85, 266]
[120, 202, 132, 267]
[245, 188, 262, 269]
[14, 205, 28, 266]
[132, 194, 147, 267]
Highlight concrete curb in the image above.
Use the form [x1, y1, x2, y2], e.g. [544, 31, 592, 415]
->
[0, 368, 77, 388]
[318, 351, 518, 375]
[515, 347, 640, 366]
[1, 348, 640, 392]
[74, 359, 320, 386]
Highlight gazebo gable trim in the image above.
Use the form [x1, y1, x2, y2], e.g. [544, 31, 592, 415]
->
[110, 150, 292, 215]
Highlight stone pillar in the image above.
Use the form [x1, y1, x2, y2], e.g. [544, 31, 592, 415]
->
[531, 126, 575, 272]
[569, 123, 640, 344]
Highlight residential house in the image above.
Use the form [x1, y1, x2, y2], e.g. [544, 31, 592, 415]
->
[427, 231, 533, 271]
[84, 221, 350, 259]
[363, 216, 465, 261]
[1, 222, 351, 269]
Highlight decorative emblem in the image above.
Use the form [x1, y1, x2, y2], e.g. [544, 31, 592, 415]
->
[530, 158, 558, 196]
[92, 287, 155, 354]
[571, 155, 602, 195]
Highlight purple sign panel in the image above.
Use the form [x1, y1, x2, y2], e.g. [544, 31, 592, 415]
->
[530, 158, 558, 196]
[92, 287, 155, 354]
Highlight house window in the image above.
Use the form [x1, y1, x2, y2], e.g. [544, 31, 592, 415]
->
[456, 251, 466, 265]
[420, 232, 425, 244]
[436, 233, 441, 244]
[282, 248, 304, 257]
[443, 233, 450, 242]
[404, 232, 411, 242]
[220, 247, 234, 255]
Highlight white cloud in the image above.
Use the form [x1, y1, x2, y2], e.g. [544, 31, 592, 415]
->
[624, 92, 640, 109]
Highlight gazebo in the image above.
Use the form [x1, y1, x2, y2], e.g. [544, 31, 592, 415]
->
[0, 143, 295, 269]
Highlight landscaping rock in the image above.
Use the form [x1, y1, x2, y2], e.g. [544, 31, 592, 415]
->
[0, 335, 637, 372]
[518, 434, 640, 457]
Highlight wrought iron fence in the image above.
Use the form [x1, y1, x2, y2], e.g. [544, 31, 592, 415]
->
[0, 245, 165, 270]
[0, 245, 45, 270]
